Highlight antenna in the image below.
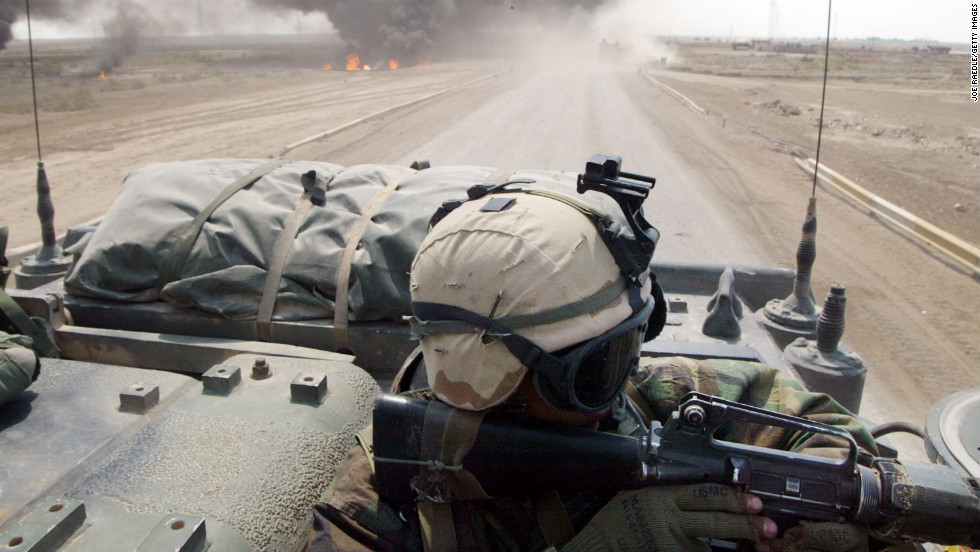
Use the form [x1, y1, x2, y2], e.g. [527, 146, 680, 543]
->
[812, 0, 833, 197]
[14, 0, 73, 289]
[766, 1, 867, 412]
[761, 0, 833, 343]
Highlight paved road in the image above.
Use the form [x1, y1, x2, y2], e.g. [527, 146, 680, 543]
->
[291, 60, 977, 459]
[5, 57, 974, 459]
[289, 61, 768, 266]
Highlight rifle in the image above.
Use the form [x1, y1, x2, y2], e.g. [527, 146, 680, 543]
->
[372, 392, 980, 548]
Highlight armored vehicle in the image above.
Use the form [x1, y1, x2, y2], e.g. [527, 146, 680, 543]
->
[1, 151, 977, 551]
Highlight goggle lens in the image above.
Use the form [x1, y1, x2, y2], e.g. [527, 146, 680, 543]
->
[569, 322, 645, 409]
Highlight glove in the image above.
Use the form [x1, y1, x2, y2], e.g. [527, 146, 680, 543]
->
[0, 345, 40, 406]
[780, 522, 869, 552]
[563, 483, 770, 552]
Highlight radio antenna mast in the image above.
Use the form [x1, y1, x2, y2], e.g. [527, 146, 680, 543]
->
[16, 0, 73, 289]
[812, 0, 833, 197]
[761, 0, 834, 342]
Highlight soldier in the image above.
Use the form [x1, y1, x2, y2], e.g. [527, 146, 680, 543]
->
[309, 189, 878, 552]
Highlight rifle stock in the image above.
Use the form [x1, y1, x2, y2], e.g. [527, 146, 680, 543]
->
[372, 393, 980, 548]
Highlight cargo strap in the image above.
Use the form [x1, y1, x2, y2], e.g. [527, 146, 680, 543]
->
[416, 401, 488, 552]
[390, 345, 424, 393]
[332, 170, 414, 352]
[0, 228, 59, 358]
[157, 159, 291, 292]
[256, 169, 338, 341]
[356, 424, 376, 473]
[0, 290, 58, 358]
[532, 490, 575, 549]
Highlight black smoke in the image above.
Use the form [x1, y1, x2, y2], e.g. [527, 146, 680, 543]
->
[97, 1, 148, 69]
[0, 3, 13, 50]
[248, 0, 609, 64]
[0, 0, 609, 59]
[0, 0, 149, 73]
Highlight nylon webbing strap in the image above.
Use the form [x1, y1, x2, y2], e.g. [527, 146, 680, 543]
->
[157, 159, 291, 291]
[0, 289, 59, 358]
[332, 170, 413, 352]
[410, 277, 628, 336]
[256, 169, 338, 342]
[416, 401, 490, 552]
[418, 502, 456, 552]
[532, 490, 575, 549]
[356, 424, 376, 473]
[420, 401, 490, 501]
[0, 226, 58, 358]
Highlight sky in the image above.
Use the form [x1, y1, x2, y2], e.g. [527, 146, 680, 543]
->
[594, 0, 968, 43]
[6, 0, 971, 45]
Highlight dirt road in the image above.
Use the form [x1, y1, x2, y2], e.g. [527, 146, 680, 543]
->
[1, 45, 976, 454]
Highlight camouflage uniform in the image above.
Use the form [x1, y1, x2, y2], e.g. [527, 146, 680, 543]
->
[308, 356, 877, 552]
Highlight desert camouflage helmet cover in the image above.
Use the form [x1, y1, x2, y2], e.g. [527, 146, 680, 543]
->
[410, 191, 651, 411]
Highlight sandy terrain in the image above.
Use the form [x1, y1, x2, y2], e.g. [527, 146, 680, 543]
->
[0, 36, 977, 455]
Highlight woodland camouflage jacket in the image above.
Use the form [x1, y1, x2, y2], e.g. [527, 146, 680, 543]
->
[307, 356, 879, 552]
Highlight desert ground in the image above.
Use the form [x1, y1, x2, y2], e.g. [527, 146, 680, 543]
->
[0, 34, 977, 456]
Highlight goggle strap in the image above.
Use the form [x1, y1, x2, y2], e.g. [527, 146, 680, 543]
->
[410, 277, 628, 337]
[498, 333, 566, 383]
[408, 301, 567, 381]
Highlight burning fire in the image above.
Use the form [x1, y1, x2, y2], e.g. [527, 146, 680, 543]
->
[98, 71, 106, 78]
[324, 64, 333, 71]
[335, 55, 426, 72]
[346, 54, 361, 71]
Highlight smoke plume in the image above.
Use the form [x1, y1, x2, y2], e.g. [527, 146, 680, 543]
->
[0, 4, 13, 50]
[247, 0, 610, 64]
[97, 1, 149, 69]
[1, 0, 618, 61]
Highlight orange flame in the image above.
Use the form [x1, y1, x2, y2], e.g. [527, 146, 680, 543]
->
[388, 59, 399, 70]
[414, 60, 430, 67]
[98, 71, 106, 78]
[324, 63, 333, 71]
[346, 54, 361, 71]
[363, 64, 372, 71]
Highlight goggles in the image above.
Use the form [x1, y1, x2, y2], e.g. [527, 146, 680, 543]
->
[411, 294, 653, 414]
[530, 297, 652, 413]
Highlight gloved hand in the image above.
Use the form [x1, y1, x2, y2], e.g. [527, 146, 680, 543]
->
[0, 336, 40, 406]
[774, 521, 869, 552]
[562, 483, 776, 552]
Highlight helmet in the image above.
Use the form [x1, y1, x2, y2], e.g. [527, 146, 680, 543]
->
[409, 190, 654, 412]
